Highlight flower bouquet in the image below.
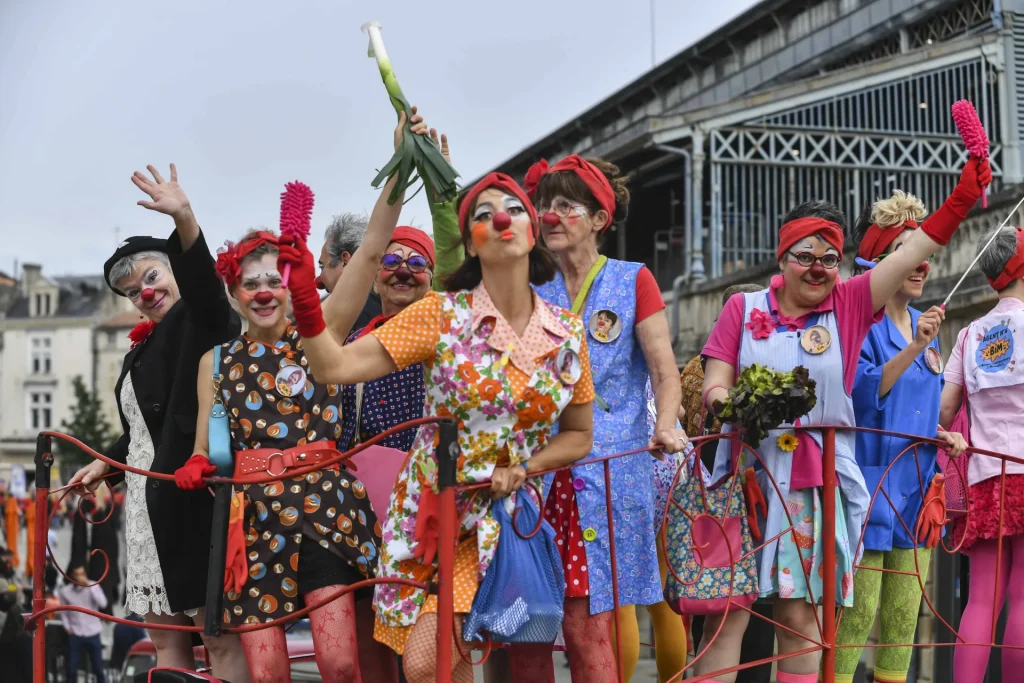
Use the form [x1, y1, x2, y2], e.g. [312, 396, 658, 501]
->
[712, 364, 817, 448]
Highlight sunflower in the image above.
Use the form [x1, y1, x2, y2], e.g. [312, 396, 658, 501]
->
[981, 339, 1010, 361]
[777, 433, 799, 452]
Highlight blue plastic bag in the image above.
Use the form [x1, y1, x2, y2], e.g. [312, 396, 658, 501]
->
[463, 491, 565, 643]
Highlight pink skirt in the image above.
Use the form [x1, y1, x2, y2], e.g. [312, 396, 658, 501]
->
[953, 474, 1024, 552]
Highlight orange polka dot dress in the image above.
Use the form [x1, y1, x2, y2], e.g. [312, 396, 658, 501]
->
[368, 285, 594, 654]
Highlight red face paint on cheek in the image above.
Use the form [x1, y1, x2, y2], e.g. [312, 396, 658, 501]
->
[411, 271, 428, 284]
[471, 222, 489, 250]
[526, 229, 535, 249]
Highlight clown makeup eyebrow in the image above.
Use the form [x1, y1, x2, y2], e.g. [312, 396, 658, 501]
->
[502, 195, 525, 211]
[473, 201, 496, 221]
[794, 238, 838, 255]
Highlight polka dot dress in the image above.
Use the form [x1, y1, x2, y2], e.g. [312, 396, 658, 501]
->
[544, 470, 590, 597]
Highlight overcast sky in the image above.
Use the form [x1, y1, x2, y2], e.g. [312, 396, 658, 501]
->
[0, 0, 756, 278]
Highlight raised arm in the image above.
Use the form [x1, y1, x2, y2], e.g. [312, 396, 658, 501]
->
[131, 164, 240, 343]
[427, 130, 464, 289]
[301, 333, 398, 386]
[322, 109, 430, 339]
[868, 158, 990, 310]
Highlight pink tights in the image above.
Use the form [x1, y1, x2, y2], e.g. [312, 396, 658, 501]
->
[954, 537, 1024, 682]
[507, 597, 620, 682]
[242, 587, 361, 683]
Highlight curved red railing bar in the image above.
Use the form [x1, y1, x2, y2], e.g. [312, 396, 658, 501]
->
[26, 423, 1024, 682]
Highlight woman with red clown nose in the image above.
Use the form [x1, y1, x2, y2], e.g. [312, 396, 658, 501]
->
[278, 172, 595, 683]
[834, 186, 974, 683]
[521, 154, 689, 682]
[697, 156, 990, 683]
[942, 224, 1024, 682]
[69, 164, 248, 681]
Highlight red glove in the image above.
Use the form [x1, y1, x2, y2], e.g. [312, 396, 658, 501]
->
[741, 467, 767, 542]
[413, 486, 440, 565]
[277, 236, 326, 338]
[224, 491, 247, 594]
[915, 475, 948, 549]
[174, 454, 216, 490]
[922, 157, 993, 246]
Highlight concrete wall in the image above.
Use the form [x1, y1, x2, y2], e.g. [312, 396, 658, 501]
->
[667, 185, 1024, 366]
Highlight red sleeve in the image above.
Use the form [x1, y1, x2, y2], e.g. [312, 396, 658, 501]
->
[701, 293, 744, 367]
[634, 266, 665, 324]
[832, 271, 885, 393]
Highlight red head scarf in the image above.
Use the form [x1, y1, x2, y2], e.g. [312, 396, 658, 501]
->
[216, 230, 279, 287]
[988, 227, 1024, 291]
[857, 220, 919, 261]
[522, 154, 617, 233]
[458, 172, 539, 239]
[389, 226, 436, 267]
[776, 217, 845, 261]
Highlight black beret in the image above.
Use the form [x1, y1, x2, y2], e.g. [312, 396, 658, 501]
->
[103, 236, 168, 295]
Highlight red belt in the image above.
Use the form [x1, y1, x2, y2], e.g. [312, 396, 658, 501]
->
[233, 441, 339, 482]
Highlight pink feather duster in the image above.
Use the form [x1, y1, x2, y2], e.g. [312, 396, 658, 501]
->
[951, 100, 990, 208]
[278, 181, 315, 286]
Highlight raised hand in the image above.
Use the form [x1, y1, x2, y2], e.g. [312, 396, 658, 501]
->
[393, 106, 428, 151]
[429, 128, 451, 165]
[913, 306, 944, 350]
[132, 164, 191, 219]
[277, 237, 325, 338]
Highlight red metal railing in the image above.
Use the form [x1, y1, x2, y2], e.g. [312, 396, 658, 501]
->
[23, 424, 1024, 682]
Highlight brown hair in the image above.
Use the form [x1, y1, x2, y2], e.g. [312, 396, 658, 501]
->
[532, 157, 630, 230]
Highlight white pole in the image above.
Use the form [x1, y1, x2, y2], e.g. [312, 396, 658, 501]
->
[943, 193, 1024, 307]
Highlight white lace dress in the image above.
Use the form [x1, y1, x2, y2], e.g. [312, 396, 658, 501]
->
[121, 374, 176, 616]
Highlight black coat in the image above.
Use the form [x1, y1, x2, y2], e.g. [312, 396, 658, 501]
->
[105, 229, 240, 612]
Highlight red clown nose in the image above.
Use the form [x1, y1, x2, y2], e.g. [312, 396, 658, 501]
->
[254, 291, 275, 305]
[140, 288, 156, 302]
[492, 211, 512, 231]
[542, 212, 561, 226]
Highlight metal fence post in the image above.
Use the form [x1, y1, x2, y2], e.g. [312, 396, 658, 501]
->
[821, 428, 837, 683]
[32, 433, 53, 683]
[435, 420, 460, 683]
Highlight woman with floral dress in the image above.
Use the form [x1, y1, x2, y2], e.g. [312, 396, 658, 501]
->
[277, 172, 595, 683]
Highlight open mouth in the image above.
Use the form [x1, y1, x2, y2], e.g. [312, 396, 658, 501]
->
[908, 275, 924, 285]
[803, 279, 826, 288]
[389, 281, 413, 291]
[253, 305, 278, 318]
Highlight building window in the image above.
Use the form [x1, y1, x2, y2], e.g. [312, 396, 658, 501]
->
[29, 392, 53, 430]
[30, 336, 52, 375]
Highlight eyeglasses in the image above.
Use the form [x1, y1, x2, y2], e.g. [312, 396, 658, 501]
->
[788, 251, 841, 269]
[538, 197, 588, 218]
[380, 253, 430, 273]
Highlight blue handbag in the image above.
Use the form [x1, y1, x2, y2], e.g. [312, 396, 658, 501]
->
[463, 491, 565, 644]
[208, 345, 233, 475]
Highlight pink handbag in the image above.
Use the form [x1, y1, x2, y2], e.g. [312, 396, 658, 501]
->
[348, 445, 409, 518]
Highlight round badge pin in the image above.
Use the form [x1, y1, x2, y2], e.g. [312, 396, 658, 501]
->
[275, 365, 307, 398]
[556, 349, 582, 385]
[588, 309, 623, 343]
[924, 346, 944, 374]
[800, 325, 832, 355]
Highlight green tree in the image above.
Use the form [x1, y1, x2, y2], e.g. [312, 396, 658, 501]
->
[59, 375, 117, 470]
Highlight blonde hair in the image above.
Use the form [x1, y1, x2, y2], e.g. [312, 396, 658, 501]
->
[871, 190, 927, 228]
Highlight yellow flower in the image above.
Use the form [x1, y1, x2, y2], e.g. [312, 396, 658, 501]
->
[777, 433, 799, 452]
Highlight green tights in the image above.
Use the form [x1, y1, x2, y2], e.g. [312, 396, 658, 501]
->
[832, 548, 931, 683]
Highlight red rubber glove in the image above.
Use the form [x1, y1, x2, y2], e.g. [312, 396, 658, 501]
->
[413, 486, 440, 565]
[277, 235, 326, 338]
[741, 467, 767, 542]
[174, 454, 217, 490]
[224, 491, 247, 594]
[915, 475, 947, 549]
[922, 157, 993, 246]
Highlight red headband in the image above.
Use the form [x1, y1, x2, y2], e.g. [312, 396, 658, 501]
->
[777, 217, 845, 261]
[988, 228, 1024, 291]
[390, 226, 435, 267]
[216, 231, 279, 286]
[857, 220, 919, 261]
[523, 154, 617, 233]
[458, 172, 539, 238]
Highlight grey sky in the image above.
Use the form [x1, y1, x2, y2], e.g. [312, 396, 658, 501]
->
[0, 0, 756, 277]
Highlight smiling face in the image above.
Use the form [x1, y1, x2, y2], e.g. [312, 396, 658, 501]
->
[234, 253, 288, 330]
[467, 188, 535, 265]
[374, 242, 432, 315]
[537, 194, 608, 254]
[596, 311, 614, 331]
[778, 235, 841, 309]
[879, 230, 930, 300]
[118, 258, 181, 323]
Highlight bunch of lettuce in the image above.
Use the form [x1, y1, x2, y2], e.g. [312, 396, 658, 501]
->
[712, 364, 817, 447]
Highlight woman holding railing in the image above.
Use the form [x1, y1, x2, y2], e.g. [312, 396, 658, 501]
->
[696, 155, 989, 683]
[278, 171, 595, 683]
[942, 224, 1024, 682]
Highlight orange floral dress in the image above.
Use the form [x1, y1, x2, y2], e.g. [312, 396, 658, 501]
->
[369, 284, 594, 654]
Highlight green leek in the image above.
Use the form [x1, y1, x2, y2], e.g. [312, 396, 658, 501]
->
[362, 20, 460, 205]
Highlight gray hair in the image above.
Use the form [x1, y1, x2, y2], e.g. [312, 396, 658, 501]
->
[324, 213, 369, 266]
[978, 226, 1020, 288]
[722, 283, 765, 306]
[109, 251, 170, 292]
